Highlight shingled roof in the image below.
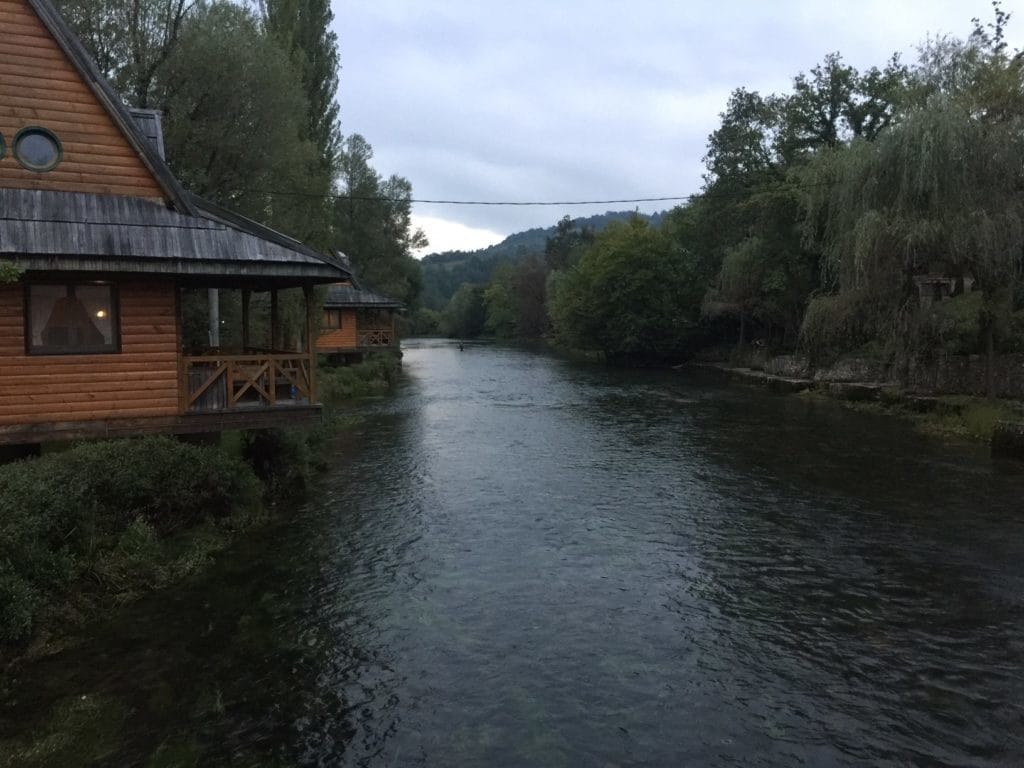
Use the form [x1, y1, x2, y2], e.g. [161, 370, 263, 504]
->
[0, 188, 348, 282]
[323, 280, 404, 309]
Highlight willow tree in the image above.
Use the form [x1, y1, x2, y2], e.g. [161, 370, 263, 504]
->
[802, 96, 1024, 393]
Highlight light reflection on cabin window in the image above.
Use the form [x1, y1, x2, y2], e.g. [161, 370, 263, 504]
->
[27, 283, 118, 354]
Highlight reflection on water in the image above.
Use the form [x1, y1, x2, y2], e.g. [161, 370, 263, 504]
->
[3, 339, 1024, 767]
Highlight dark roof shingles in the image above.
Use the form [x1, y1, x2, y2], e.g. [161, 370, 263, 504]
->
[324, 282, 403, 308]
[0, 189, 349, 280]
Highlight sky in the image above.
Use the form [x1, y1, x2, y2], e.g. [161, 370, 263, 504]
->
[330, 1, 1020, 256]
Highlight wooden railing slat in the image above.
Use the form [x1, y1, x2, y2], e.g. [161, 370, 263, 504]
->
[183, 354, 314, 412]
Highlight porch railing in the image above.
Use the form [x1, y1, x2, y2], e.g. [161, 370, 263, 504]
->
[183, 354, 313, 412]
[358, 328, 395, 347]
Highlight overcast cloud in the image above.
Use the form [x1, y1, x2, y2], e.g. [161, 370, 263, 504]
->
[331, 1, 1020, 255]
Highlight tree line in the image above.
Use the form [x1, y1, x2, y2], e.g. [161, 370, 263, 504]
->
[55, 0, 425, 304]
[435, 3, 1024, 389]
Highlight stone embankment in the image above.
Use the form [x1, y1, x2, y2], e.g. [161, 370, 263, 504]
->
[695, 353, 1024, 460]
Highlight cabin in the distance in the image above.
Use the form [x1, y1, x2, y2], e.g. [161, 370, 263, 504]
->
[317, 269, 403, 364]
[0, 0, 351, 447]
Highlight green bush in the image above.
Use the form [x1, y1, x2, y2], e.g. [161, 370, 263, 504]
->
[799, 289, 892, 363]
[318, 350, 401, 405]
[0, 436, 262, 645]
[920, 396, 1020, 442]
[912, 291, 983, 358]
[241, 428, 314, 498]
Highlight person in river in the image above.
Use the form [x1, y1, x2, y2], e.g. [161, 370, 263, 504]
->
[458, 342, 465, 351]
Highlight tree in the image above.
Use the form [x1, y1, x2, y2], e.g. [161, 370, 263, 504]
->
[544, 215, 594, 271]
[779, 52, 908, 158]
[331, 135, 426, 304]
[802, 98, 1024, 393]
[549, 218, 691, 361]
[483, 264, 517, 337]
[441, 284, 487, 339]
[260, 0, 341, 174]
[154, 2, 320, 240]
[513, 256, 549, 338]
[703, 88, 783, 185]
[56, 0, 196, 107]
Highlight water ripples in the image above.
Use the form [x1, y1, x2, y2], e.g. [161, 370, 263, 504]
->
[4, 341, 1024, 767]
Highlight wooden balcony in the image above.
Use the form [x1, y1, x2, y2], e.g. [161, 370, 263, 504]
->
[183, 353, 315, 412]
[358, 328, 396, 347]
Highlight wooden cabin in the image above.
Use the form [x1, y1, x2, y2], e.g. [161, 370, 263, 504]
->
[317, 276, 403, 363]
[0, 0, 351, 446]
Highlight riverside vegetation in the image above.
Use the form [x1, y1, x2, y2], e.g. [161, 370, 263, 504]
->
[429, 4, 1024, 406]
[0, 352, 402, 663]
[1, 0, 420, 662]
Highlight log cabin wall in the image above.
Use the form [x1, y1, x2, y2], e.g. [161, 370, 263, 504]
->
[317, 308, 358, 351]
[0, 0, 165, 200]
[0, 280, 180, 425]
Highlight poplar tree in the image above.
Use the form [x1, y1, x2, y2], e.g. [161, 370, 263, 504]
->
[260, 0, 341, 175]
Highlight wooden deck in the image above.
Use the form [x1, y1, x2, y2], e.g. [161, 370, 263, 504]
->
[0, 405, 322, 445]
[0, 350, 322, 445]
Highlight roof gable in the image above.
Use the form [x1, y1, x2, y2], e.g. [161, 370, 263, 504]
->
[0, 0, 192, 211]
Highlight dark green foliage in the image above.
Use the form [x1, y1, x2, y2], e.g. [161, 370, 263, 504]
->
[481, 256, 549, 339]
[799, 289, 897, 363]
[241, 429, 314, 499]
[549, 218, 693, 360]
[261, 0, 342, 175]
[333, 135, 425, 304]
[421, 211, 662, 311]
[0, 261, 24, 284]
[912, 292, 985, 358]
[0, 437, 262, 645]
[440, 284, 488, 338]
[403, 307, 442, 336]
[544, 215, 595, 271]
[318, 350, 402, 403]
[54, 0, 194, 107]
[157, 3, 326, 243]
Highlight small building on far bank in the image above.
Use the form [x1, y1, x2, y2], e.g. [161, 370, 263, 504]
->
[317, 276, 403, 363]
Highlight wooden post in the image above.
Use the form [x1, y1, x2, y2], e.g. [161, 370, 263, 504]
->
[207, 288, 220, 348]
[241, 289, 251, 351]
[176, 287, 187, 414]
[270, 287, 280, 351]
[304, 284, 316, 404]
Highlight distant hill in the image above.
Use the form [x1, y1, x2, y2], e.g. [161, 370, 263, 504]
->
[420, 210, 665, 310]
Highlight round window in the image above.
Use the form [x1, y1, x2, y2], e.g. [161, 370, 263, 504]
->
[14, 127, 62, 172]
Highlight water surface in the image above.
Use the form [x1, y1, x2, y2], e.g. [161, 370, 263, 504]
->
[3, 340, 1024, 766]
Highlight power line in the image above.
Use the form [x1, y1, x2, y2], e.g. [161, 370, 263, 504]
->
[236, 179, 830, 207]
[407, 195, 694, 206]
[239, 189, 698, 206]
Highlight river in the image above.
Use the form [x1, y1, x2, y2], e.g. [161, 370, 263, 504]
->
[3, 339, 1024, 767]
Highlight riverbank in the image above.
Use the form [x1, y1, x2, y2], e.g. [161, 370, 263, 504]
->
[0, 351, 402, 669]
[695, 361, 1024, 451]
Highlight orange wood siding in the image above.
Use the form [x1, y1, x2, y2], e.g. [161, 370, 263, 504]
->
[0, 0, 165, 199]
[0, 281, 180, 424]
[316, 309, 358, 351]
